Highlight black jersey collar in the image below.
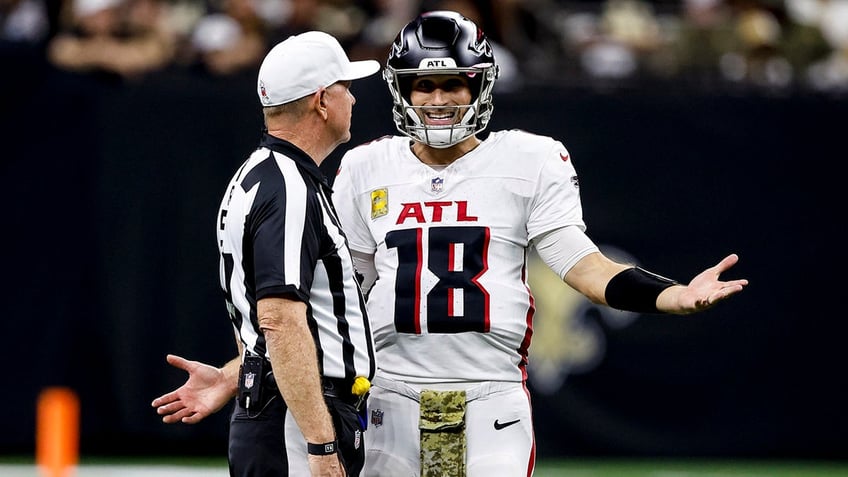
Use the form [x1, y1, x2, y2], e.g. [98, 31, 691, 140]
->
[260, 133, 330, 188]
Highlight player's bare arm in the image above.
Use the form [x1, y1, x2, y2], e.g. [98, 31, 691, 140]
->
[565, 251, 747, 314]
[151, 354, 239, 424]
[564, 251, 631, 304]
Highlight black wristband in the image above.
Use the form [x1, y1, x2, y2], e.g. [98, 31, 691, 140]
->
[604, 267, 678, 313]
[307, 440, 338, 456]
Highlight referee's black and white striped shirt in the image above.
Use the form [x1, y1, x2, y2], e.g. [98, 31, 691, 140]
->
[217, 133, 376, 383]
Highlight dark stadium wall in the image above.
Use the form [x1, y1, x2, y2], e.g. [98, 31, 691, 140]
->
[2, 62, 845, 460]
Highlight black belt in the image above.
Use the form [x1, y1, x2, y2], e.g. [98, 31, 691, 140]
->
[262, 370, 356, 404]
[321, 377, 355, 403]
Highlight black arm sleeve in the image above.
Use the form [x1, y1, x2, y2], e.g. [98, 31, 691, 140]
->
[604, 267, 679, 313]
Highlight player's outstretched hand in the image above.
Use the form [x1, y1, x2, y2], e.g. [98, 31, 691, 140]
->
[151, 354, 234, 424]
[659, 254, 749, 314]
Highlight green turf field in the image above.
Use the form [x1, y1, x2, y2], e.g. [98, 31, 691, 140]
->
[2, 458, 847, 476]
[534, 459, 848, 476]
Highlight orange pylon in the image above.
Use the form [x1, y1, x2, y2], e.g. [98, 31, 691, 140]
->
[36, 387, 79, 477]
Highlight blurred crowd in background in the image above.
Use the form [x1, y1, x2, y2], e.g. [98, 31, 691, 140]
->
[2, 0, 847, 95]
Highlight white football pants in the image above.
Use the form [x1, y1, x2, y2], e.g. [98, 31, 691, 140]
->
[362, 376, 535, 476]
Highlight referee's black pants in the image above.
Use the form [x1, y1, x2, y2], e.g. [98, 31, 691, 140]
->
[227, 392, 365, 476]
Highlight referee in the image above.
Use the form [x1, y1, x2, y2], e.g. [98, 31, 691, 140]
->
[217, 32, 379, 476]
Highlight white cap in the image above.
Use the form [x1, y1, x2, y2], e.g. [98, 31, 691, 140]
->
[257, 31, 380, 106]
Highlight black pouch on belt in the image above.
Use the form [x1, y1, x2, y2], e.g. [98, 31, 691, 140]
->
[238, 355, 266, 410]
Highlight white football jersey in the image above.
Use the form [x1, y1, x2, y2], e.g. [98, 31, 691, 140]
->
[333, 130, 587, 384]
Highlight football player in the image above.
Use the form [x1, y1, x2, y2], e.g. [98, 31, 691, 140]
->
[153, 11, 747, 477]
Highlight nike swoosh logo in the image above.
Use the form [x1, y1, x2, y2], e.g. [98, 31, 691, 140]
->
[493, 419, 520, 430]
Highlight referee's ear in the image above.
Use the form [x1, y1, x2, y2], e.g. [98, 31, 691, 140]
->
[315, 87, 329, 120]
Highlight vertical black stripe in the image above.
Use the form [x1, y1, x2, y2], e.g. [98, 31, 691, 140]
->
[222, 252, 244, 332]
[321, 183, 377, 379]
[358, 280, 376, 380]
[323, 253, 357, 381]
[306, 302, 322, 370]
[241, 153, 284, 357]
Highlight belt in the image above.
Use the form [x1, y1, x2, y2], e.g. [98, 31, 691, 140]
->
[372, 375, 518, 403]
[262, 369, 356, 404]
[321, 376, 356, 403]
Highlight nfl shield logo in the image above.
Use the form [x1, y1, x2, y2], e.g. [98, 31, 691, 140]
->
[370, 409, 384, 427]
[431, 177, 444, 193]
[244, 372, 255, 389]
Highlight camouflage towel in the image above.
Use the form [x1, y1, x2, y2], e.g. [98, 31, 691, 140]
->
[419, 390, 467, 477]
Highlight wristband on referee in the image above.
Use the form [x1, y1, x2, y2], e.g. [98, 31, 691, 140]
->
[307, 440, 338, 456]
[604, 267, 679, 313]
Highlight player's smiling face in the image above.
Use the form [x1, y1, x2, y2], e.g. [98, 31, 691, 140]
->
[409, 74, 472, 126]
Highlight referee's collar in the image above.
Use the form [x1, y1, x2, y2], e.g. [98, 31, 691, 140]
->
[261, 133, 330, 188]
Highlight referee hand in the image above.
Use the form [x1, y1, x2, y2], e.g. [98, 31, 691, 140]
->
[308, 453, 347, 476]
[151, 354, 237, 424]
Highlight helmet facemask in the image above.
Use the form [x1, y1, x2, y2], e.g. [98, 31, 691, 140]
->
[385, 65, 498, 148]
